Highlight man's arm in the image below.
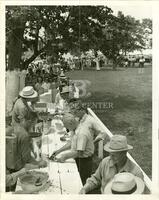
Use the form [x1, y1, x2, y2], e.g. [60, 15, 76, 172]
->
[20, 135, 46, 168]
[91, 118, 110, 143]
[56, 150, 78, 162]
[20, 134, 33, 164]
[49, 141, 71, 160]
[56, 140, 71, 153]
[6, 168, 26, 187]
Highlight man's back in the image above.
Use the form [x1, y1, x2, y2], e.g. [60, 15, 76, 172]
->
[14, 125, 32, 171]
[12, 98, 28, 126]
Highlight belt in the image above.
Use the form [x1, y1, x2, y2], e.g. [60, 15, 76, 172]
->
[76, 156, 93, 160]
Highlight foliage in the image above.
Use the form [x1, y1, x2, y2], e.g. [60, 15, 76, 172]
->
[6, 6, 151, 70]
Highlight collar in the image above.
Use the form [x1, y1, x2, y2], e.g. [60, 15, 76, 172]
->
[109, 157, 130, 172]
[80, 113, 88, 123]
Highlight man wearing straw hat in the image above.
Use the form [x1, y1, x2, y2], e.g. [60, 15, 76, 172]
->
[12, 86, 38, 127]
[103, 172, 145, 194]
[79, 135, 144, 194]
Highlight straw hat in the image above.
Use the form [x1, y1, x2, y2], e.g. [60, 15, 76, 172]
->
[60, 86, 69, 94]
[104, 172, 145, 194]
[19, 86, 38, 99]
[104, 135, 133, 152]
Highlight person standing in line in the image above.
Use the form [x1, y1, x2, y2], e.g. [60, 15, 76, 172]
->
[35, 76, 45, 95]
[69, 82, 80, 99]
[11, 86, 38, 127]
[139, 56, 145, 68]
[49, 113, 94, 185]
[72, 101, 109, 143]
[6, 113, 47, 192]
[42, 77, 51, 92]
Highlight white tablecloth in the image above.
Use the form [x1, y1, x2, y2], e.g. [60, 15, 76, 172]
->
[15, 118, 83, 194]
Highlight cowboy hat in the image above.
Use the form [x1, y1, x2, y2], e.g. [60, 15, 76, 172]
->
[104, 172, 145, 194]
[104, 135, 133, 152]
[19, 86, 38, 99]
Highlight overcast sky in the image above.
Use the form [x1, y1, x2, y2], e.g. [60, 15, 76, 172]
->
[109, 5, 152, 20]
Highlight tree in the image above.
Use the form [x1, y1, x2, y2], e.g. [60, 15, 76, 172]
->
[99, 11, 147, 69]
[141, 18, 152, 49]
[6, 6, 70, 70]
[6, 6, 115, 71]
[6, 6, 148, 71]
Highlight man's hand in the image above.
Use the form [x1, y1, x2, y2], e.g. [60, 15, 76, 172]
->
[94, 135, 104, 143]
[55, 155, 66, 163]
[94, 134, 110, 143]
[24, 163, 39, 170]
[16, 168, 27, 177]
[38, 160, 47, 168]
[79, 188, 86, 194]
[49, 150, 59, 160]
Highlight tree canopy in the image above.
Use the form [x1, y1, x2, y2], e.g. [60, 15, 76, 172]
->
[6, 6, 151, 70]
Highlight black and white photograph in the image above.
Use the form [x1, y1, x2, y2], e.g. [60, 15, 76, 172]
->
[1, 0, 159, 196]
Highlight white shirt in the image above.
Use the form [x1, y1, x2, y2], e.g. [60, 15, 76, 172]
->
[76, 113, 106, 141]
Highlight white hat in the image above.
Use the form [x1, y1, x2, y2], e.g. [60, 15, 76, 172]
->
[60, 70, 66, 78]
[104, 172, 145, 194]
[104, 135, 133, 152]
[19, 86, 38, 99]
[60, 86, 69, 94]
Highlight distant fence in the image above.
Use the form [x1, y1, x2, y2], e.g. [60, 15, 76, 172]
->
[87, 107, 152, 192]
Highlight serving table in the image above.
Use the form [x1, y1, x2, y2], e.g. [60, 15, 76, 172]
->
[15, 116, 83, 194]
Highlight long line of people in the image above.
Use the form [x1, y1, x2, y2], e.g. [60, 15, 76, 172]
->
[6, 61, 146, 194]
[6, 84, 146, 194]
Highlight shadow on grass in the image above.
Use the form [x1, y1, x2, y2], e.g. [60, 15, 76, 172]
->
[85, 91, 152, 112]
[83, 92, 152, 131]
[83, 92, 152, 177]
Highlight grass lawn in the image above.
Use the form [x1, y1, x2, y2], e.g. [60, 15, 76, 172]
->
[66, 65, 152, 178]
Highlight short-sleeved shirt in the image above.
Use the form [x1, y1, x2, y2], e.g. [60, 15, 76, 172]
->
[35, 82, 45, 95]
[42, 82, 51, 91]
[71, 129, 94, 158]
[55, 92, 70, 113]
[139, 58, 145, 63]
[14, 125, 32, 171]
[12, 98, 28, 126]
[76, 113, 105, 139]
[85, 156, 144, 193]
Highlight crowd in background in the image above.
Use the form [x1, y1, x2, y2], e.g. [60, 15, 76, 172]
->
[6, 56, 148, 194]
[25, 53, 151, 90]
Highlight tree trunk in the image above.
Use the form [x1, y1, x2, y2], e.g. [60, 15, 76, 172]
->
[6, 70, 20, 115]
[6, 25, 25, 114]
[8, 28, 24, 71]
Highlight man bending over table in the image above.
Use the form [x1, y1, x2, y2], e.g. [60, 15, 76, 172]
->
[6, 112, 47, 192]
[50, 113, 97, 185]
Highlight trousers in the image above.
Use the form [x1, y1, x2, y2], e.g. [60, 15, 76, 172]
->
[75, 156, 93, 185]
